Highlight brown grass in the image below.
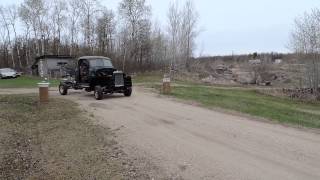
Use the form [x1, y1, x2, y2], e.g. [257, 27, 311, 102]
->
[0, 95, 145, 179]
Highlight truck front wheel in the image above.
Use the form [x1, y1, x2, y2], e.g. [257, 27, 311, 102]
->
[59, 84, 68, 95]
[124, 87, 132, 97]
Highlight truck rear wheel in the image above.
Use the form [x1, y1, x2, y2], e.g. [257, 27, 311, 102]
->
[94, 86, 103, 100]
[59, 84, 68, 95]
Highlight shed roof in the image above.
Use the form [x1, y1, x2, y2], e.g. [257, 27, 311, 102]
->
[78, 56, 111, 60]
[32, 55, 74, 69]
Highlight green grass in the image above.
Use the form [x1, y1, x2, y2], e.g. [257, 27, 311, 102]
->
[171, 86, 320, 128]
[0, 76, 59, 88]
[135, 74, 320, 129]
[133, 73, 162, 84]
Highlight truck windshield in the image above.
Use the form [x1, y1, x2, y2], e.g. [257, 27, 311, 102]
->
[89, 59, 113, 68]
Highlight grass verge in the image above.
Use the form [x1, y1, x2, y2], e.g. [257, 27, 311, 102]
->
[171, 86, 320, 128]
[135, 74, 320, 129]
[0, 95, 141, 179]
[0, 76, 59, 88]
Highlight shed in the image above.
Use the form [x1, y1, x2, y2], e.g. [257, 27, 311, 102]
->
[274, 59, 283, 64]
[248, 59, 262, 65]
[31, 55, 75, 78]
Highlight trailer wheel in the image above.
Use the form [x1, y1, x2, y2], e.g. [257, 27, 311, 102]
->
[124, 87, 132, 97]
[94, 86, 103, 100]
[59, 84, 68, 95]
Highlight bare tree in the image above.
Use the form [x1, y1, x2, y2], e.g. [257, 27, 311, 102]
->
[96, 8, 116, 55]
[68, 0, 82, 56]
[50, 0, 67, 55]
[167, 1, 180, 76]
[19, 0, 48, 56]
[117, 26, 130, 71]
[79, 0, 99, 53]
[0, 16, 10, 67]
[119, 0, 150, 42]
[151, 21, 169, 70]
[7, 5, 23, 69]
[19, 5, 32, 66]
[180, 0, 199, 71]
[290, 9, 320, 54]
[0, 5, 15, 68]
[118, 0, 152, 71]
[290, 8, 320, 92]
[22, 28, 31, 66]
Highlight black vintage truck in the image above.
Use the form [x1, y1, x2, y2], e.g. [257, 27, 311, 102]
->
[59, 56, 132, 100]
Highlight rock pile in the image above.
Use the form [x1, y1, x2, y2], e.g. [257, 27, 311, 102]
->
[201, 64, 237, 85]
[199, 62, 291, 87]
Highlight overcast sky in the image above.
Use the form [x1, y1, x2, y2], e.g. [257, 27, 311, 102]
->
[2, 0, 320, 56]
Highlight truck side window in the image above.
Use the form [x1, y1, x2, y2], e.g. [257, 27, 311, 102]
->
[80, 60, 89, 82]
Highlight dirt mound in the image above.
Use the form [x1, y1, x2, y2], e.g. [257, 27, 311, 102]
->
[191, 58, 294, 87]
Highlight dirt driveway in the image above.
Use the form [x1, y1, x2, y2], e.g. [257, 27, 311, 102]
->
[2, 87, 320, 180]
[58, 87, 319, 180]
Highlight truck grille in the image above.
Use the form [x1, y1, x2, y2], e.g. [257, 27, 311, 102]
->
[114, 72, 124, 87]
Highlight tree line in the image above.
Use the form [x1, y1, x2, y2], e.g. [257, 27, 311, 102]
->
[290, 8, 320, 91]
[0, 0, 199, 73]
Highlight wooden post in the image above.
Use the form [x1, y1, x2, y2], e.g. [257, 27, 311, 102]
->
[162, 76, 171, 94]
[38, 82, 50, 103]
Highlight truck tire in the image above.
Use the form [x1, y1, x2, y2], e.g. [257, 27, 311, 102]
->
[59, 84, 68, 95]
[94, 86, 103, 100]
[124, 87, 132, 97]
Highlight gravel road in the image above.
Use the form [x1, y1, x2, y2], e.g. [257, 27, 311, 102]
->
[2, 87, 320, 180]
[63, 87, 320, 180]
